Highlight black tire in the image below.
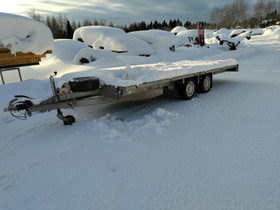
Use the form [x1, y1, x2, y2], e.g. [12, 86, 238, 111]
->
[178, 78, 196, 100]
[199, 74, 212, 93]
[63, 115, 76, 125]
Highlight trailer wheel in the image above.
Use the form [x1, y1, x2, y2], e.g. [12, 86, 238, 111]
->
[178, 78, 196, 100]
[199, 74, 212, 93]
[63, 115, 76, 125]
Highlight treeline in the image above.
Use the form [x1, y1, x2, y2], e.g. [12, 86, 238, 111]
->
[29, 9, 195, 39]
[210, 0, 280, 28]
[30, 0, 280, 39]
[122, 20, 194, 32]
[30, 9, 109, 39]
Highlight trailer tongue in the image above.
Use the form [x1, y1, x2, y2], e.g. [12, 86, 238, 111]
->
[4, 63, 238, 125]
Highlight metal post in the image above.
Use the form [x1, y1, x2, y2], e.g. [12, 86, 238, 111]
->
[0, 70, 5, 84]
[17, 68, 22, 82]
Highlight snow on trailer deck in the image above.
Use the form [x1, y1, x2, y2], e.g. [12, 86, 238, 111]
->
[106, 59, 238, 97]
[60, 58, 238, 87]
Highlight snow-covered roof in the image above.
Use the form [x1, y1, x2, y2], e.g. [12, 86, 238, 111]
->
[0, 12, 53, 55]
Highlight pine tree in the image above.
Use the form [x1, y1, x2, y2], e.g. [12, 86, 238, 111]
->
[66, 20, 74, 39]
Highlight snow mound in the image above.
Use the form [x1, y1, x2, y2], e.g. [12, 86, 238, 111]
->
[0, 12, 53, 55]
[213, 28, 232, 39]
[171, 26, 187, 34]
[129, 30, 178, 51]
[176, 29, 197, 39]
[53, 39, 88, 63]
[73, 47, 119, 65]
[175, 29, 198, 46]
[263, 26, 280, 38]
[73, 26, 125, 46]
[92, 33, 154, 55]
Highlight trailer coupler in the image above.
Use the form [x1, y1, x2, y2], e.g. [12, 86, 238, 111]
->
[5, 96, 33, 120]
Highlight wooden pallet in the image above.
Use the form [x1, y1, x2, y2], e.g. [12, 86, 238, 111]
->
[0, 47, 52, 69]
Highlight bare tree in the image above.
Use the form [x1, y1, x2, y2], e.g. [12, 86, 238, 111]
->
[254, 0, 266, 19]
[234, 0, 248, 24]
[220, 3, 234, 28]
[265, 0, 277, 15]
[210, 7, 221, 27]
[29, 8, 44, 22]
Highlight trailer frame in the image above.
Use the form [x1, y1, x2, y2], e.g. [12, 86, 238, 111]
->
[4, 63, 238, 125]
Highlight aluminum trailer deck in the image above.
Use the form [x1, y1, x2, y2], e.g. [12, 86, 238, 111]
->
[4, 63, 238, 125]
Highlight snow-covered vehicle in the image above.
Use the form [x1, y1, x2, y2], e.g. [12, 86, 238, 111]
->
[171, 26, 187, 35]
[4, 60, 238, 125]
[129, 29, 178, 51]
[73, 26, 154, 56]
[216, 30, 252, 50]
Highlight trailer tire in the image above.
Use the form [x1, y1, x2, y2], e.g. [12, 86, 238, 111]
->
[63, 115, 75, 125]
[199, 74, 212, 93]
[178, 78, 196, 100]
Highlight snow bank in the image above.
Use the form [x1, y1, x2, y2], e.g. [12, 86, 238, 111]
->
[263, 26, 280, 38]
[129, 30, 178, 51]
[0, 12, 53, 54]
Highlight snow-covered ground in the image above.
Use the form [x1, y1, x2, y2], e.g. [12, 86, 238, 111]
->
[1, 13, 280, 210]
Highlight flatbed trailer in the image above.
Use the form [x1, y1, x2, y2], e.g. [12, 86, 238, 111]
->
[4, 63, 238, 125]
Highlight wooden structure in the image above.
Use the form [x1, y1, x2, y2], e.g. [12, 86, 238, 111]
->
[0, 46, 52, 84]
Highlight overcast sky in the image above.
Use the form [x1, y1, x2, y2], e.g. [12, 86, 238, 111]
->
[1, 0, 274, 25]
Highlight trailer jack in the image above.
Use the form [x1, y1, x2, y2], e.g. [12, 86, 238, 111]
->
[56, 109, 75, 125]
[49, 72, 76, 125]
